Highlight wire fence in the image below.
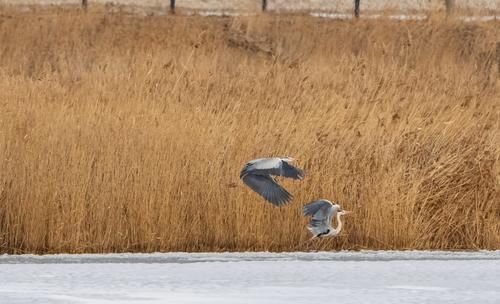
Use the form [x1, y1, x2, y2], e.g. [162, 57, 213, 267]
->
[72, 0, 491, 16]
[2, 1, 497, 17]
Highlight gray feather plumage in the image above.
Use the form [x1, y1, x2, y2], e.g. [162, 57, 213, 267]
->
[240, 157, 304, 206]
[303, 199, 336, 236]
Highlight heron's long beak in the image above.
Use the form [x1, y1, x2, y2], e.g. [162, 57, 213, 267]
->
[341, 210, 352, 215]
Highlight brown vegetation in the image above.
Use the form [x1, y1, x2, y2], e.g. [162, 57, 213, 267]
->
[0, 7, 498, 253]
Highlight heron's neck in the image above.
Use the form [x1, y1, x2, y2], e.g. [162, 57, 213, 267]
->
[333, 212, 343, 235]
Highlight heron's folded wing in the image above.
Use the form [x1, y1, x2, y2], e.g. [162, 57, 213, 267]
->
[303, 200, 334, 236]
[308, 209, 332, 235]
[307, 215, 330, 236]
[241, 174, 292, 206]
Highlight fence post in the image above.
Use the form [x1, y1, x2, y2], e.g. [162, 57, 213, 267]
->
[354, 0, 360, 18]
[497, 42, 500, 76]
[82, 0, 87, 10]
[445, 0, 455, 14]
[170, 0, 175, 13]
[262, 0, 267, 11]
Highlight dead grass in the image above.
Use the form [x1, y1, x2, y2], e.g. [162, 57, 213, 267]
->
[0, 7, 498, 253]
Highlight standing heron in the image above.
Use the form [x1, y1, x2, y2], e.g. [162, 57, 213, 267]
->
[240, 157, 305, 206]
[303, 199, 350, 239]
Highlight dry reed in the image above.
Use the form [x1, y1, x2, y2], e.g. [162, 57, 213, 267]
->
[0, 7, 498, 253]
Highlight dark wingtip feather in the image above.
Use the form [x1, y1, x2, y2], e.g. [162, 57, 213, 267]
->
[281, 161, 305, 180]
[270, 191, 293, 207]
[297, 169, 305, 180]
[241, 170, 295, 207]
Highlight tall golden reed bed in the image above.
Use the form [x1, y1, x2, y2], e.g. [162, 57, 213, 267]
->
[0, 7, 498, 253]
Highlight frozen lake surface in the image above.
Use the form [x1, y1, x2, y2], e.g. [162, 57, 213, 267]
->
[1, 251, 499, 304]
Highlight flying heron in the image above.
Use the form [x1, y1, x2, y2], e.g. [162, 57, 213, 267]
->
[240, 157, 305, 206]
[303, 199, 351, 239]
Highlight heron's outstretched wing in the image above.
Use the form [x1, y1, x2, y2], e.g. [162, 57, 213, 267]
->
[303, 200, 334, 235]
[240, 158, 281, 178]
[240, 158, 304, 180]
[280, 160, 305, 180]
[303, 200, 333, 216]
[241, 174, 292, 206]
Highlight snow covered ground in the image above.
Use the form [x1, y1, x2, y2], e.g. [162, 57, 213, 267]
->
[1, 0, 499, 11]
[1, 251, 499, 304]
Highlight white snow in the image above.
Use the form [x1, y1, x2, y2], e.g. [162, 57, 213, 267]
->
[0, 251, 499, 304]
[2, 0, 499, 11]
[310, 12, 498, 21]
[310, 12, 430, 20]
